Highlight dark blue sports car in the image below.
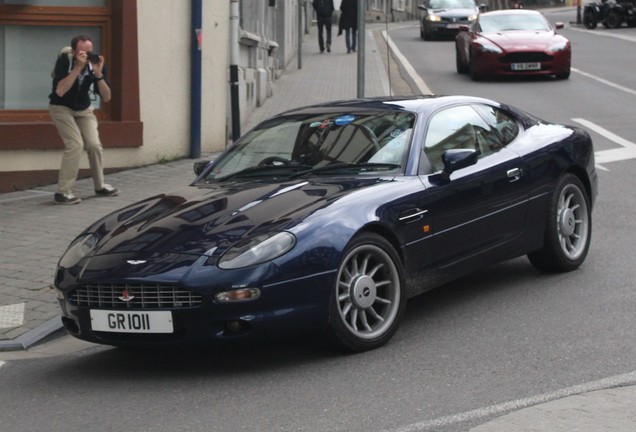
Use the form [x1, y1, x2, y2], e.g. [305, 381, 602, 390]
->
[54, 96, 598, 352]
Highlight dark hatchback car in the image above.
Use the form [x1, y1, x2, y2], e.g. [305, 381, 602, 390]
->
[419, 0, 482, 40]
[54, 96, 597, 353]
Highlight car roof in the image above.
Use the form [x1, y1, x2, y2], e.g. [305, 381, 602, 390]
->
[273, 95, 500, 117]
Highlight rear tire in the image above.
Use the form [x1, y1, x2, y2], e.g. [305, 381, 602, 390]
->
[528, 174, 591, 272]
[325, 233, 406, 352]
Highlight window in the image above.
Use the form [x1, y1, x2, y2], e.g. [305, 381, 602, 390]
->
[424, 104, 514, 171]
[0, 0, 142, 150]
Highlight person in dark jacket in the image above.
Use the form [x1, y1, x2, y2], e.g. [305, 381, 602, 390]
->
[49, 34, 118, 204]
[313, 0, 335, 53]
[338, 0, 358, 53]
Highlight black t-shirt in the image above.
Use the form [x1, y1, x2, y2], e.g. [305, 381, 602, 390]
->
[49, 54, 107, 111]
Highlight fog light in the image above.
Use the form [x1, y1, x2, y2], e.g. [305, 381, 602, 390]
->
[215, 287, 261, 303]
[225, 320, 250, 334]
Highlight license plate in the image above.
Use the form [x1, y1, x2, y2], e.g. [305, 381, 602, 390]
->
[446, 23, 460, 29]
[511, 62, 540, 71]
[90, 310, 173, 333]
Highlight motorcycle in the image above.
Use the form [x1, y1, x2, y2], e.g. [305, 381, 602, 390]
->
[583, 0, 636, 29]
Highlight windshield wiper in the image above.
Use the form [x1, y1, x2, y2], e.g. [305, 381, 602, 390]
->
[215, 164, 313, 181]
[292, 162, 401, 178]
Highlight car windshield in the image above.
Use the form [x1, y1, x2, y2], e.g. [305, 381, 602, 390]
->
[202, 110, 416, 181]
[479, 14, 551, 32]
[429, 0, 475, 9]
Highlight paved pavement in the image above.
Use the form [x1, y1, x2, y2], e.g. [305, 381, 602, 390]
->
[1, 20, 635, 432]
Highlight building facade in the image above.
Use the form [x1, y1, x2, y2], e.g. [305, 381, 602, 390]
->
[0, 0, 423, 193]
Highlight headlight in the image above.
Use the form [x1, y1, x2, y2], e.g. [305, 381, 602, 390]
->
[218, 232, 296, 270]
[548, 40, 568, 52]
[427, 15, 442, 22]
[468, 14, 478, 21]
[58, 233, 99, 268]
[477, 41, 503, 54]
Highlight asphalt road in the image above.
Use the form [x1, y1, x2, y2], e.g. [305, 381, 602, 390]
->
[1, 10, 635, 432]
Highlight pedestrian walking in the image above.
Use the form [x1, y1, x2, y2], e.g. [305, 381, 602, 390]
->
[49, 34, 118, 205]
[313, 0, 335, 53]
[338, 0, 358, 53]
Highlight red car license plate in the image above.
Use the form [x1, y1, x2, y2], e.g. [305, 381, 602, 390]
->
[511, 62, 540, 71]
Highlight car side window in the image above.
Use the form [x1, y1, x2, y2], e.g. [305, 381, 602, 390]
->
[473, 104, 520, 146]
[423, 105, 497, 172]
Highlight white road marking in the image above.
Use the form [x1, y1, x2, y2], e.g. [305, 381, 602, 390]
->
[572, 68, 636, 97]
[385, 370, 636, 431]
[568, 26, 636, 43]
[0, 361, 4, 369]
[572, 118, 636, 168]
[0, 303, 25, 329]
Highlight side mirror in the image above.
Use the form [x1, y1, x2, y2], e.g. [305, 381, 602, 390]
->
[478, 4, 488, 12]
[441, 149, 478, 180]
[555, 21, 564, 29]
[418, 4, 427, 10]
[193, 160, 212, 176]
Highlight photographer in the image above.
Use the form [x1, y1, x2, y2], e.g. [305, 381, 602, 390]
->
[49, 34, 118, 204]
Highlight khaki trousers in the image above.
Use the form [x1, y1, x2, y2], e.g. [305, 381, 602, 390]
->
[49, 104, 105, 195]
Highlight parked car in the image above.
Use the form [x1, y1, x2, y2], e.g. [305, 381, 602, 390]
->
[54, 96, 597, 352]
[583, 0, 636, 29]
[455, 9, 571, 80]
[418, 0, 482, 40]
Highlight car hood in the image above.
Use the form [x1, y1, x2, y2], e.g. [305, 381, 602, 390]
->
[481, 30, 558, 50]
[432, 7, 477, 17]
[86, 178, 391, 257]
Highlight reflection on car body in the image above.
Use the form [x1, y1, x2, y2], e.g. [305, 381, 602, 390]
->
[54, 95, 597, 353]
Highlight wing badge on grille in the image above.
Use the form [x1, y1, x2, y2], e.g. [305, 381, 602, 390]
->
[127, 260, 147, 265]
[118, 289, 135, 302]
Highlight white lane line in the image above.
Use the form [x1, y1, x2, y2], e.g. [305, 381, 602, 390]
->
[568, 26, 636, 43]
[385, 370, 636, 432]
[572, 118, 636, 166]
[0, 361, 5, 370]
[572, 68, 636, 97]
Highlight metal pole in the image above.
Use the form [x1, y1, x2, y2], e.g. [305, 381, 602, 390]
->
[357, 0, 366, 98]
[190, 0, 202, 158]
[230, 0, 241, 142]
[298, 0, 303, 69]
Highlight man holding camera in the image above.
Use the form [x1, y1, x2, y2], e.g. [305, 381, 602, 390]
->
[49, 34, 118, 205]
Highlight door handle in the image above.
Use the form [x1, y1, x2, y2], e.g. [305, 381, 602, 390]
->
[507, 168, 522, 182]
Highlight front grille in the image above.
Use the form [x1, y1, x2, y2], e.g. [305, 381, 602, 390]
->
[440, 16, 470, 24]
[69, 283, 203, 309]
[500, 52, 553, 63]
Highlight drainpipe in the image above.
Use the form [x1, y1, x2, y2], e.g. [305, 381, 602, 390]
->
[230, 0, 241, 142]
[190, 0, 202, 158]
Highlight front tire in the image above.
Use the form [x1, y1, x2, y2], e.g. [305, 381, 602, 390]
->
[606, 11, 623, 28]
[325, 233, 406, 352]
[528, 174, 591, 272]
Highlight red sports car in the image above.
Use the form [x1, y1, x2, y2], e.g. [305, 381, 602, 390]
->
[455, 9, 571, 80]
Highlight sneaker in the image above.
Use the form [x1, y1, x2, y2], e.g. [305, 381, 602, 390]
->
[95, 184, 119, 197]
[54, 193, 81, 205]
[326, 44, 331, 53]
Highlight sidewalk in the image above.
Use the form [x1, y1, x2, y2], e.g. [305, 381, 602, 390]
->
[1, 21, 635, 432]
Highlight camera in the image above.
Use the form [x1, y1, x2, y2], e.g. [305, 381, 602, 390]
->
[86, 52, 100, 63]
